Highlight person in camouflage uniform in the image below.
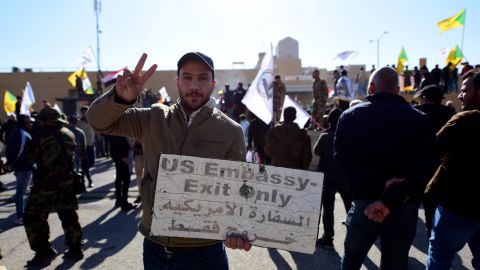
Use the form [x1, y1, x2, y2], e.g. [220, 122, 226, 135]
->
[311, 69, 329, 129]
[23, 108, 84, 266]
[273, 75, 286, 124]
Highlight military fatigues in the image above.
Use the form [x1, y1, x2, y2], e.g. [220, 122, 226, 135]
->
[273, 81, 286, 123]
[23, 125, 83, 253]
[311, 78, 328, 127]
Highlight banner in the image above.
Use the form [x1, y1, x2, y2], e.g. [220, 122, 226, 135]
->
[150, 154, 324, 254]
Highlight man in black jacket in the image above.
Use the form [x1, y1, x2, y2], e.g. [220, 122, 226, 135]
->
[414, 85, 454, 237]
[107, 135, 135, 210]
[334, 67, 437, 270]
[314, 107, 351, 249]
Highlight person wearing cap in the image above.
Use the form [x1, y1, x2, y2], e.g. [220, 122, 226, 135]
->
[334, 67, 437, 270]
[310, 69, 328, 130]
[313, 107, 351, 250]
[87, 52, 250, 269]
[425, 71, 480, 270]
[414, 85, 454, 238]
[23, 108, 84, 266]
[415, 85, 455, 133]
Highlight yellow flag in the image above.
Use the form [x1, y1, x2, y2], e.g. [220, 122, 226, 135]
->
[437, 9, 466, 33]
[67, 69, 94, 94]
[68, 69, 87, 87]
[396, 47, 408, 74]
[446, 45, 464, 67]
[4, 90, 18, 114]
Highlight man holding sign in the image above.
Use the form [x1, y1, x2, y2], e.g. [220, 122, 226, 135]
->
[87, 52, 251, 269]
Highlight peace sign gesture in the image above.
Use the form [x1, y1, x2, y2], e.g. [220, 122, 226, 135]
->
[115, 53, 158, 103]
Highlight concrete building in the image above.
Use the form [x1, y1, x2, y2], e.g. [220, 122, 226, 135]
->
[0, 37, 461, 120]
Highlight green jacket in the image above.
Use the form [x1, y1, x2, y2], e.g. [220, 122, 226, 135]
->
[87, 89, 246, 247]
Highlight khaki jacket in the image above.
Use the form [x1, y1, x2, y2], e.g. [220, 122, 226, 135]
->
[87, 90, 246, 247]
[265, 122, 312, 170]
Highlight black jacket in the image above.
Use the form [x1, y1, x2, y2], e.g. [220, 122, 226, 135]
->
[334, 92, 438, 210]
[314, 128, 345, 185]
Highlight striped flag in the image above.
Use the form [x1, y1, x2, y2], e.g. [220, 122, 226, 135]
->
[101, 67, 126, 87]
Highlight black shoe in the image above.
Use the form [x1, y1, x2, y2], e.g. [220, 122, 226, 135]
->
[134, 196, 142, 204]
[121, 202, 136, 210]
[26, 248, 56, 266]
[316, 237, 334, 250]
[114, 200, 122, 208]
[64, 247, 84, 260]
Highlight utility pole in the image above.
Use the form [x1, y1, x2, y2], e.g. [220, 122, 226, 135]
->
[370, 31, 388, 68]
[94, 0, 103, 95]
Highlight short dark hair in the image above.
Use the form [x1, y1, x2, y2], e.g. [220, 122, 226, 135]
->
[283, 107, 296, 122]
[275, 75, 281, 80]
[462, 71, 480, 91]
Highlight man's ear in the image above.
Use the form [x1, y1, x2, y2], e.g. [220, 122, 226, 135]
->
[211, 79, 217, 93]
[368, 82, 375, 95]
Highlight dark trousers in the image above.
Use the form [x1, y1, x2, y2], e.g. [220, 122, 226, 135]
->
[81, 145, 95, 184]
[24, 181, 82, 252]
[342, 200, 419, 270]
[113, 157, 131, 204]
[322, 182, 352, 240]
[143, 238, 228, 270]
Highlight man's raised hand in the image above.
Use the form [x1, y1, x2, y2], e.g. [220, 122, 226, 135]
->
[115, 53, 157, 103]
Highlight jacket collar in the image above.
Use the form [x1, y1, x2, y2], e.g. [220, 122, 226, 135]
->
[177, 97, 216, 127]
[365, 92, 408, 104]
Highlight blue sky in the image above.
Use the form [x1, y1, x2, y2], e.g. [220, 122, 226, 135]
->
[1, 0, 478, 72]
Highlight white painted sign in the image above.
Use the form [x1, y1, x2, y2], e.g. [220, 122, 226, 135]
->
[150, 154, 324, 254]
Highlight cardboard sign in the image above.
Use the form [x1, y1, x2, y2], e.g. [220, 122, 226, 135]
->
[150, 154, 324, 254]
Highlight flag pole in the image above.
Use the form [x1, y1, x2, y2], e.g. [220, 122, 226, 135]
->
[271, 43, 275, 126]
[94, 0, 103, 95]
[461, 9, 466, 52]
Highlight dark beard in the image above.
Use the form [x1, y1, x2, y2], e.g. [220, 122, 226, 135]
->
[180, 95, 210, 114]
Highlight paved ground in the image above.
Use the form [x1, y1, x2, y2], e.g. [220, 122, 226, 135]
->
[0, 157, 473, 270]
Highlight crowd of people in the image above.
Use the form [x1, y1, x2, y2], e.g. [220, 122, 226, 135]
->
[0, 51, 479, 270]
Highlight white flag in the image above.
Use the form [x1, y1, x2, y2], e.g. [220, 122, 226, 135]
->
[78, 46, 96, 68]
[333, 51, 359, 61]
[53, 103, 62, 114]
[280, 95, 310, 128]
[158, 86, 171, 103]
[20, 82, 35, 116]
[241, 49, 274, 124]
